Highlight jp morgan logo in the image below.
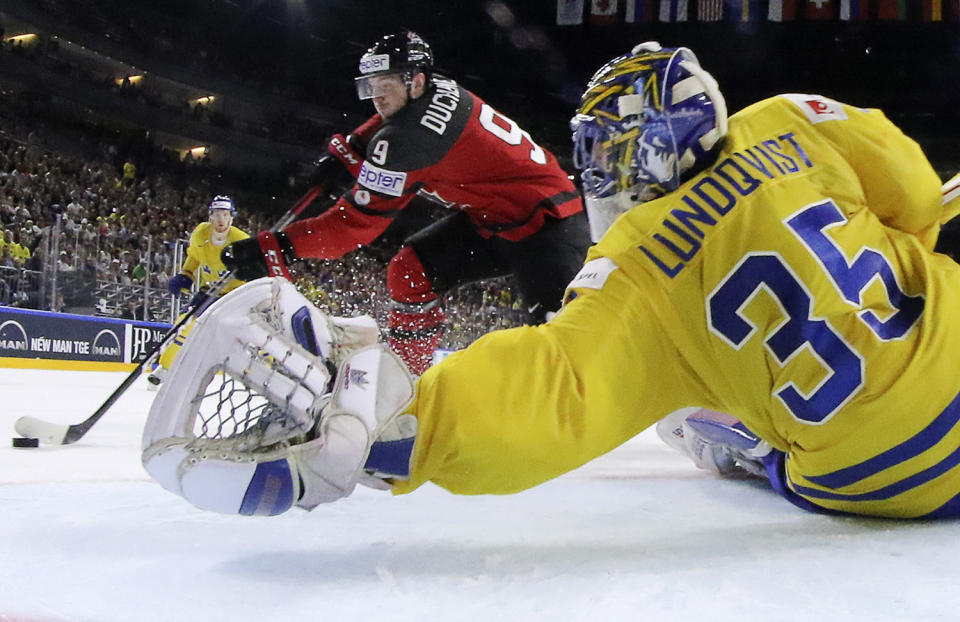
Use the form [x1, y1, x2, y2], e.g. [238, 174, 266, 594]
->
[0, 320, 27, 352]
[92, 329, 122, 358]
[129, 326, 158, 361]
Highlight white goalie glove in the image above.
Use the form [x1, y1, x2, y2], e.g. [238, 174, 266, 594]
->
[141, 277, 417, 516]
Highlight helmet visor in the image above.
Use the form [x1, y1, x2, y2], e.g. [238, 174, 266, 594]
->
[355, 72, 408, 100]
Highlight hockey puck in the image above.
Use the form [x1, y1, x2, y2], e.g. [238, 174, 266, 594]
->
[12, 437, 39, 448]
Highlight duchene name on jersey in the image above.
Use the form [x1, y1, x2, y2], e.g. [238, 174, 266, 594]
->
[640, 132, 813, 278]
[420, 78, 461, 135]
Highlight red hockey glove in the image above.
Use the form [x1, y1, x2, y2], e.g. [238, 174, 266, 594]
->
[222, 231, 297, 282]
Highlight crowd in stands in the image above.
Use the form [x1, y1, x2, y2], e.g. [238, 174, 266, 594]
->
[0, 94, 527, 351]
[294, 251, 528, 352]
[4, 3, 957, 353]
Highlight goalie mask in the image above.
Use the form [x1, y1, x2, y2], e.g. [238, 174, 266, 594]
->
[571, 42, 727, 239]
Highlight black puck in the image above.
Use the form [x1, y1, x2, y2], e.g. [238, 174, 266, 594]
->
[12, 437, 39, 448]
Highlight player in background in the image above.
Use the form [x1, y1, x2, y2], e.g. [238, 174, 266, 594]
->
[145, 42, 960, 521]
[222, 30, 590, 375]
[147, 195, 248, 386]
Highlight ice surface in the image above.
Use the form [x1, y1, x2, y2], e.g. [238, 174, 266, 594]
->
[1, 368, 956, 622]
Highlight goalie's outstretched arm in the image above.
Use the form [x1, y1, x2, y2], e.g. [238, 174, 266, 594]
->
[141, 270, 690, 514]
[396, 269, 690, 496]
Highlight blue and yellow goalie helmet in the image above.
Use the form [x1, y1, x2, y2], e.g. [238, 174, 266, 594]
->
[571, 42, 727, 203]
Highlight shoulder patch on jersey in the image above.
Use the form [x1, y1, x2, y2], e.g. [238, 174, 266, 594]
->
[358, 161, 407, 197]
[781, 94, 848, 124]
[567, 257, 618, 291]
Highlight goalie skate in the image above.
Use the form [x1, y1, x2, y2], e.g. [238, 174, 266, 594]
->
[656, 408, 771, 478]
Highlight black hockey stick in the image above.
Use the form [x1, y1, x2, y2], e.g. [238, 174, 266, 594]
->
[14, 180, 332, 445]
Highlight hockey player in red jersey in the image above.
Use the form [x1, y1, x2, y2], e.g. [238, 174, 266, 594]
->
[223, 30, 590, 375]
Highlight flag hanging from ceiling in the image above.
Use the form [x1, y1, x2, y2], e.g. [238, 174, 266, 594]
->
[624, 0, 656, 21]
[922, 0, 943, 20]
[946, 0, 960, 20]
[727, 0, 765, 21]
[876, 0, 907, 19]
[839, 0, 869, 19]
[590, 0, 619, 24]
[697, 0, 723, 21]
[659, 0, 689, 21]
[557, 0, 585, 24]
[768, 0, 798, 20]
[804, 0, 835, 19]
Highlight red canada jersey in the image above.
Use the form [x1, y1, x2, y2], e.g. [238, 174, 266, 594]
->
[285, 78, 583, 259]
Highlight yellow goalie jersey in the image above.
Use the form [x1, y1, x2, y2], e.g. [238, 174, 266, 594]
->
[398, 94, 960, 519]
[180, 223, 249, 293]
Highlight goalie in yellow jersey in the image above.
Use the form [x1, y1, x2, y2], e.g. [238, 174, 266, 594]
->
[147, 195, 248, 386]
[143, 43, 960, 520]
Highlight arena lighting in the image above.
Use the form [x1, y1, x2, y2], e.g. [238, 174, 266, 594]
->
[187, 146, 208, 158]
[3, 34, 38, 44]
[114, 75, 144, 86]
[190, 96, 216, 106]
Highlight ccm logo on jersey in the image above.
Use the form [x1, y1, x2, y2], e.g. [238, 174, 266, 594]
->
[782, 93, 848, 124]
[358, 161, 406, 197]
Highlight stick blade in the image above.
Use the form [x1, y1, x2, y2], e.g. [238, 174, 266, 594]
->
[14, 416, 69, 445]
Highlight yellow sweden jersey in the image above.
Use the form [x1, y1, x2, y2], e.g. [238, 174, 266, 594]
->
[398, 94, 960, 519]
[159, 223, 250, 371]
[180, 223, 249, 293]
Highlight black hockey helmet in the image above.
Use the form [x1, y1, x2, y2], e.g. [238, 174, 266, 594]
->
[355, 30, 434, 100]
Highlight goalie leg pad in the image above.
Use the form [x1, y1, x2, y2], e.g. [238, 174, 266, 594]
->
[656, 408, 771, 477]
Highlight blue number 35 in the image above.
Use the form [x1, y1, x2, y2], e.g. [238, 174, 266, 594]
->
[707, 199, 925, 424]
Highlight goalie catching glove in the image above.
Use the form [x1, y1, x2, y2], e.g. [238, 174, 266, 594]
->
[141, 277, 417, 516]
